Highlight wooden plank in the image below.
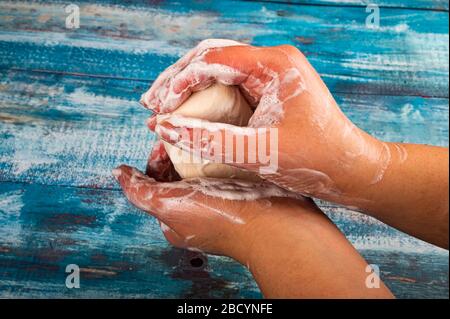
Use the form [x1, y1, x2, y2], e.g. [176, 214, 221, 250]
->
[0, 70, 447, 188]
[0, 1, 448, 97]
[0, 1, 448, 299]
[0, 181, 447, 298]
[0, 181, 261, 298]
[0, 70, 151, 188]
[245, 0, 449, 11]
[43, 0, 450, 12]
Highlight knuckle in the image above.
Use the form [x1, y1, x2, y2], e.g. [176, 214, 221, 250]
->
[197, 38, 213, 47]
[277, 44, 302, 56]
[196, 38, 218, 52]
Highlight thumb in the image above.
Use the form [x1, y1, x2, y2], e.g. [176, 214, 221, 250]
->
[155, 115, 279, 175]
[112, 164, 194, 220]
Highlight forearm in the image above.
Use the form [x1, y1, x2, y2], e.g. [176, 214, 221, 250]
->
[350, 142, 449, 248]
[235, 199, 393, 298]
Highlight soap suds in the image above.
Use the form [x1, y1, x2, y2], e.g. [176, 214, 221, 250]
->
[370, 142, 391, 185]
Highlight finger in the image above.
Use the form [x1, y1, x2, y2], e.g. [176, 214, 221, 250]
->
[112, 164, 191, 219]
[157, 45, 265, 113]
[113, 165, 301, 229]
[147, 47, 249, 114]
[140, 39, 248, 112]
[146, 139, 181, 182]
[155, 115, 279, 175]
[146, 114, 157, 132]
[146, 45, 304, 121]
[169, 45, 301, 111]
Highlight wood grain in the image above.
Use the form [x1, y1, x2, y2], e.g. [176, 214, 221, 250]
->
[245, 0, 449, 11]
[0, 181, 446, 298]
[0, 0, 448, 298]
[0, 181, 261, 298]
[0, 1, 448, 97]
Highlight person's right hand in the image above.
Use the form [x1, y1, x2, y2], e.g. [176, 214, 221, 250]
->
[142, 39, 396, 207]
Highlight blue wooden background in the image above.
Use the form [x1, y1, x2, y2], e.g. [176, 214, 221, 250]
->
[0, 0, 448, 298]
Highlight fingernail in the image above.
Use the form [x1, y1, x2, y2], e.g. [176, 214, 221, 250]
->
[112, 168, 122, 179]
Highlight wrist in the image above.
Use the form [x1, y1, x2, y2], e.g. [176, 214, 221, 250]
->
[331, 134, 391, 205]
[230, 198, 323, 266]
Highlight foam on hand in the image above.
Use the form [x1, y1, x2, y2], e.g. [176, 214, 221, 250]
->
[157, 83, 259, 181]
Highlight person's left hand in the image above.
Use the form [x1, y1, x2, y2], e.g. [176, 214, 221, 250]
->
[113, 141, 394, 299]
[113, 139, 311, 261]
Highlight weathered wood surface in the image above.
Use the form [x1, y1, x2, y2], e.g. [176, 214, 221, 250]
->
[247, 0, 449, 10]
[0, 181, 447, 298]
[0, 1, 448, 97]
[0, 0, 448, 298]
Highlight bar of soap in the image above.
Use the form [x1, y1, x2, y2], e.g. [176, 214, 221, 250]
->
[159, 83, 258, 181]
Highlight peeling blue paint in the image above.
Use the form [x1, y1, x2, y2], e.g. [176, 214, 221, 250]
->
[0, 0, 448, 298]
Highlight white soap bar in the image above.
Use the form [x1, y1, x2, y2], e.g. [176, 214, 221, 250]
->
[159, 83, 258, 181]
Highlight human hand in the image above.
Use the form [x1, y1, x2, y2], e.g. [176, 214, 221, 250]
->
[113, 141, 307, 261]
[142, 39, 393, 207]
[113, 144, 393, 298]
